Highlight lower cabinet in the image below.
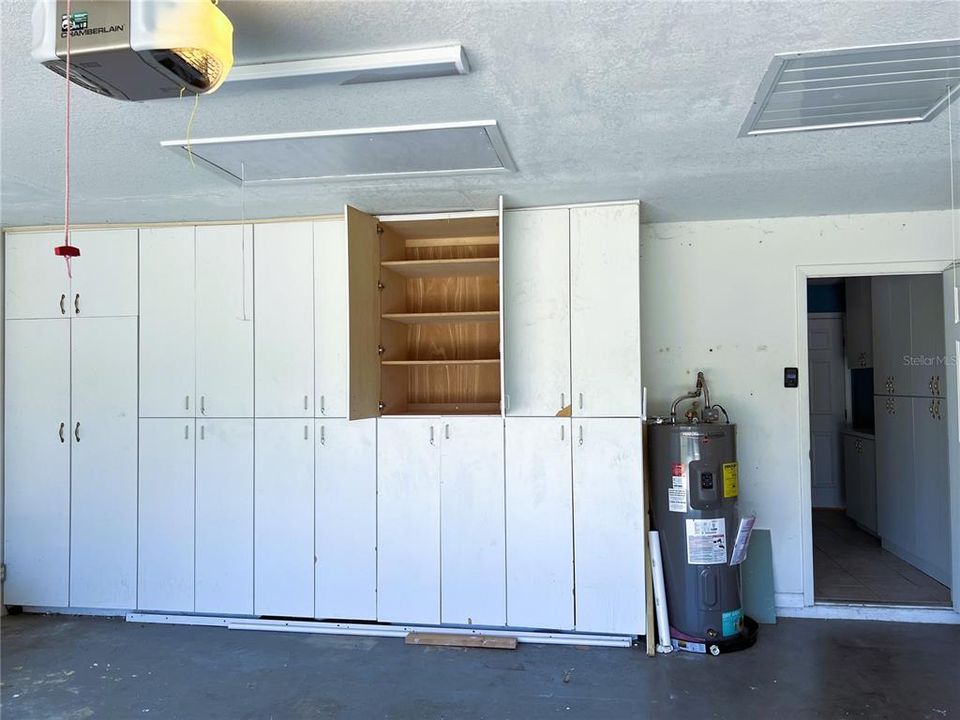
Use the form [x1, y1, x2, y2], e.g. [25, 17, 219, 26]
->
[842, 432, 876, 535]
[315, 418, 377, 620]
[913, 397, 951, 585]
[254, 419, 315, 617]
[377, 417, 506, 626]
[505, 417, 574, 630]
[572, 418, 645, 635]
[196, 419, 254, 615]
[138, 419, 196, 612]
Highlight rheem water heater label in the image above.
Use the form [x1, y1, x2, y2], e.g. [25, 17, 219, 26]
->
[685, 518, 727, 564]
[669, 472, 688, 512]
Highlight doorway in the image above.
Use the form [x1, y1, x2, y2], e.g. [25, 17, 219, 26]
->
[806, 274, 953, 607]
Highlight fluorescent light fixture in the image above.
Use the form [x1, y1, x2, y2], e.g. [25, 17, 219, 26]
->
[225, 45, 469, 85]
[739, 39, 960, 136]
[161, 120, 514, 184]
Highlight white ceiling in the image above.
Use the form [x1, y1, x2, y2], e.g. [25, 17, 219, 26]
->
[1, 0, 959, 227]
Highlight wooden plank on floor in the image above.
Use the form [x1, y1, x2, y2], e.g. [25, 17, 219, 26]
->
[405, 632, 517, 649]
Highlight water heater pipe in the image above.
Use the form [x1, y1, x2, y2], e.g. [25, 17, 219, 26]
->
[648, 531, 673, 653]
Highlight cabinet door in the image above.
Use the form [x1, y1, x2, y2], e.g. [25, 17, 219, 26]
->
[844, 277, 872, 369]
[315, 418, 376, 620]
[140, 227, 196, 417]
[570, 204, 641, 417]
[502, 209, 571, 416]
[871, 277, 891, 394]
[70, 318, 138, 609]
[913, 397, 951, 584]
[196, 419, 254, 615]
[875, 396, 916, 556]
[440, 417, 506, 626]
[196, 225, 254, 417]
[4, 232, 70, 320]
[254, 419, 315, 617]
[909, 274, 945, 398]
[572, 418, 645, 634]
[314, 219, 348, 418]
[3, 320, 70, 606]
[138, 419, 195, 612]
[504, 417, 574, 630]
[842, 435, 862, 526]
[860, 437, 878, 535]
[70, 229, 138, 317]
[254, 222, 314, 417]
[345, 206, 382, 420]
[887, 276, 913, 396]
[377, 418, 440, 624]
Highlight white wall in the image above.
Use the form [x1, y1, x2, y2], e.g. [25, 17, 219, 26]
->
[639, 210, 955, 606]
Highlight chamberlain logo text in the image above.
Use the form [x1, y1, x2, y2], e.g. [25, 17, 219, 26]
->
[61, 12, 124, 38]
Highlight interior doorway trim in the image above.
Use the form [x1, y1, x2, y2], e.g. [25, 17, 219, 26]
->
[796, 259, 959, 616]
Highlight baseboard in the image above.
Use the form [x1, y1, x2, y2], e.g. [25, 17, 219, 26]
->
[778, 603, 960, 624]
[774, 592, 805, 609]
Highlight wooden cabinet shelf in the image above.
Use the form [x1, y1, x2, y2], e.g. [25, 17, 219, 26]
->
[382, 359, 500, 366]
[381, 311, 499, 325]
[381, 258, 499, 278]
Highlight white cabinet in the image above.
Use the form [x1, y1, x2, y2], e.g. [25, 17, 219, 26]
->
[909, 274, 946, 398]
[140, 227, 196, 417]
[376, 418, 441, 624]
[196, 225, 254, 418]
[504, 417, 574, 630]
[138, 419, 195, 612]
[314, 220, 348, 418]
[844, 277, 872, 369]
[843, 432, 876, 534]
[913, 397, 951, 585]
[875, 396, 914, 555]
[69, 318, 138, 609]
[3, 319, 71, 606]
[872, 276, 912, 396]
[570, 204, 641, 417]
[4, 232, 70, 320]
[254, 222, 314, 417]
[440, 417, 506, 626]
[196, 419, 254, 615]
[254, 419, 315, 617]
[69, 229, 138, 317]
[315, 418, 376, 620]
[572, 418, 645, 634]
[503, 209, 571, 416]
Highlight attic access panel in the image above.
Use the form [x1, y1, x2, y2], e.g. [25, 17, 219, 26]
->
[739, 39, 960, 136]
[161, 121, 514, 184]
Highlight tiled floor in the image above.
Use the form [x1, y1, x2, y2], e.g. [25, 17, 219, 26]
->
[813, 509, 951, 606]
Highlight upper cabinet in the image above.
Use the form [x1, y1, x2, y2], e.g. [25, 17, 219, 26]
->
[502, 209, 571, 416]
[196, 225, 254, 417]
[314, 219, 349, 418]
[254, 222, 315, 417]
[5, 229, 137, 320]
[844, 277, 872, 369]
[570, 204, 641, 417]
[346, 206, 504, 419]
[908, 274, 945, 398]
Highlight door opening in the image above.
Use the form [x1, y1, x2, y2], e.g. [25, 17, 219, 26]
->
[807, 275, 953, 608]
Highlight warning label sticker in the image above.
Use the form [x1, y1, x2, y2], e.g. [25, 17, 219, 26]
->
[685, 518, 727, 565]
[669, 474, 687, 512]
[723, 462, 739, 498]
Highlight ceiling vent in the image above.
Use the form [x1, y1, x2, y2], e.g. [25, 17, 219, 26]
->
[739, 39, 960, 136]
[162, 120, 514, 184]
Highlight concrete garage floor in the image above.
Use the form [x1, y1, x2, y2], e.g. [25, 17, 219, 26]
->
[2, 614, 959, 719]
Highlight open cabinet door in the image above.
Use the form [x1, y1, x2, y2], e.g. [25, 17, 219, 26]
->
[498, 195, 506, 417]
[944, 263, 960, 611]
[346, 206, 382, 420]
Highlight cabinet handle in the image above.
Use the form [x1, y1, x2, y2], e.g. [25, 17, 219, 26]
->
[560, 424, 565, 441]
[578, 425, 584, 446]
[320, 425, 325, 446]
[74, 293, 80, 314]
[184, 424, 189, 440]
[200, 425, 205, 440]
[445, 423, 450, 440]
[304, 424, 309, 440]
[560, 393, 565, 410]
[430, 426, 435, 446]
[579, 393, 584, 410]
[200, 396, 206, 415]
[59, 422, 65, 443]
[185, 395, 190, 411]
[74, 422, 80, 442]
[59, 293, 66, 315]
[505, 394, 510, 412]
[320, 395, 325, 416]
[304, 395, 309, 411]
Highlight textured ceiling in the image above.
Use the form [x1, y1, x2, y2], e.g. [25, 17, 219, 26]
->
[1, 0, 959, 227]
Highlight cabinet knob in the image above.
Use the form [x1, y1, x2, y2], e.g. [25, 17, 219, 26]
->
[430, 426, 435, 446]
[578, 425, 584, 446]
[320, 395, 325, 416]
[74, 422, 80, 442]
[59, 422, 65, 443]
[320, 425, 325, 445]
[579, 393, 584, 410]
[59, 293, 66, 315]
[200, 395, 206, 415]
[445, 423, 450, 440]
[74, 293, 80, 314]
